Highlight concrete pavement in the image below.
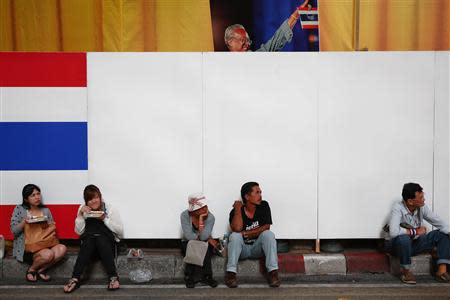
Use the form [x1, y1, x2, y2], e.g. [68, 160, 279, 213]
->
[0, 251, 433, 281]
[1, 275, 450, 300]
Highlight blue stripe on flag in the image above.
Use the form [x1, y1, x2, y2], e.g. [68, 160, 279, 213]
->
[300, 14, 319, 22]
[0, 122, 88, 170]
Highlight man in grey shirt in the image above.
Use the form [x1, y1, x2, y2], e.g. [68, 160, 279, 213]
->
[385, 183, 450, 284]
[224, 7, 302, 52]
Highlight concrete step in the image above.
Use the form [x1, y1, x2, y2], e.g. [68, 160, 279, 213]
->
[0, 251, 433, 281]
[389, 254, 433, 275]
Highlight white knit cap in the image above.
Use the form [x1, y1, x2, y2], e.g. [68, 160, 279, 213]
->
[188, 193, 207, 212]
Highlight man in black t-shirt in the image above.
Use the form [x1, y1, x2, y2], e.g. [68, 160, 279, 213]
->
[225, 182, 280, 288]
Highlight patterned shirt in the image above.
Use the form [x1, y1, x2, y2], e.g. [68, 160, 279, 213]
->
[10, 205, 54, 262]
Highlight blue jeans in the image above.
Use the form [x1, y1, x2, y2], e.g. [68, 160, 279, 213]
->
[386, 230, 450, 269]
[226, 230, 278, 273]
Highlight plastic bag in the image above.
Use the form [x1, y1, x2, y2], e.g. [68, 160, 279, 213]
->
[129, 269, 152, 283]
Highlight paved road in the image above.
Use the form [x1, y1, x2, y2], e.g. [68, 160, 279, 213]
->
[1, 283, 450, 299]
[1, 275, 450, 299]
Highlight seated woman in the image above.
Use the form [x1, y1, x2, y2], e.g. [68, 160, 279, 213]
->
[63, 185, 123, 293]
[180, 193, 218, 288]
[10, 184, 67, 282]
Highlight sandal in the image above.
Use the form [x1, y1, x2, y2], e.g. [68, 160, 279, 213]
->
[25, 269, 38, 282]
[37, 270, 51, 282]
[435, 272, 450, 283]
[107, 276, 120, 291]
[63, 278, 80, 293]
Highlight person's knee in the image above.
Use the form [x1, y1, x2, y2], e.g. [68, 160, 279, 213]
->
[434, 231, 450, 243]
[55, 244, 67, 257]
[228, 232, 244, 244]
[393, 234, 411, 246]
[436, 231, 447, 238]
[260, 230, 275, 241]
[38, 249, 55, 263]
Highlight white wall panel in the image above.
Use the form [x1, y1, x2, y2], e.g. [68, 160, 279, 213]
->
[86, 52, 444, 239]
[87, 53, 203, 238]
[318, 52, 435, 238]
[434, 52, 450, 223]
[2, 87, 87, 121]
[203, 53, 319, 239]
[1, 171, 87, 204]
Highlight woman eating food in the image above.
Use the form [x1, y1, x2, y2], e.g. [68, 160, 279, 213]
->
[10, 184, 67, 282]
[63, 185, 123, 293]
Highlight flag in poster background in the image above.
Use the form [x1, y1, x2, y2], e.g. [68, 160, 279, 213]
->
[298, 5, 319, 30]
[252, 0, 319, 51]
[0, 53, 87, 239]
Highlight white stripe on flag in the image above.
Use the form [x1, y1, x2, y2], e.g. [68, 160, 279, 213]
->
[1, 170, 88, 205]
[298, 10, 318, 15]
[1, 87, 87, 122]
[301, 21, 319, 25]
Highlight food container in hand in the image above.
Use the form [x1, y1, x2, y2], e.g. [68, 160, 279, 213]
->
[27, 215, 48, 223]
[84, 211, 105, 218]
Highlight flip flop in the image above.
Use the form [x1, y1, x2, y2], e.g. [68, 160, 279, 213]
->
[435, 272, 450, 283]
[25, 269, 38, 282]
[63, 278, 80, 293]
[107, 276, 120, 291]
[37, 270, 51, 282]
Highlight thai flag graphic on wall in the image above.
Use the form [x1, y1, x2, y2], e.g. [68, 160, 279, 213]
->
[298, 6, 319, 30]
[0, 52, 87, 239]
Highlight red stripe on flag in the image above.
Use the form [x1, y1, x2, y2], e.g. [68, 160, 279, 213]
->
[299, 7, 317, 11]
[0, 204, 80, 240]
[302, 25, 319, 29]
[0, 52, 86, 87]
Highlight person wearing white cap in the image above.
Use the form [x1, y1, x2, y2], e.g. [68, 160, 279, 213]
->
[180, 193, 218, 288]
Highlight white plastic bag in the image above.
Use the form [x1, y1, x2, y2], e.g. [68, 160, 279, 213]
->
[183, 240, 208, 266]
[129, 269, 152, 283]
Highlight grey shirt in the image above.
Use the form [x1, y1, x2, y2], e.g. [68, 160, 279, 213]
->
[387, 201, 450, 239]
[180, 210, 215, 241]
[10, 205, 54, 262]
[255, 20, 293, 52]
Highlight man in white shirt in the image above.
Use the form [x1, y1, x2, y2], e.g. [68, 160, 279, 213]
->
[385, 183, 450, 284]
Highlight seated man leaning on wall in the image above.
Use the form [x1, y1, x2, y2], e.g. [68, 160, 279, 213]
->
[384, 182, 450, 284]
[225, 182, 280, 288]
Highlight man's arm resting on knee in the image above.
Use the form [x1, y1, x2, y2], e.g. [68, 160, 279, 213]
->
[230, 214, 243, 232]
[242, 224, 271, 239]
[230, 201, 244, 232]
[422, 205, 450, 235]
[388, 205, 408, 238]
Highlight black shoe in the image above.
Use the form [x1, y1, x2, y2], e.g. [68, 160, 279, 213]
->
[268, 270, 281, 288]
[202, 275, 218, 288]
[225, 272, 238, 288]
[185, 276, 195, 288]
